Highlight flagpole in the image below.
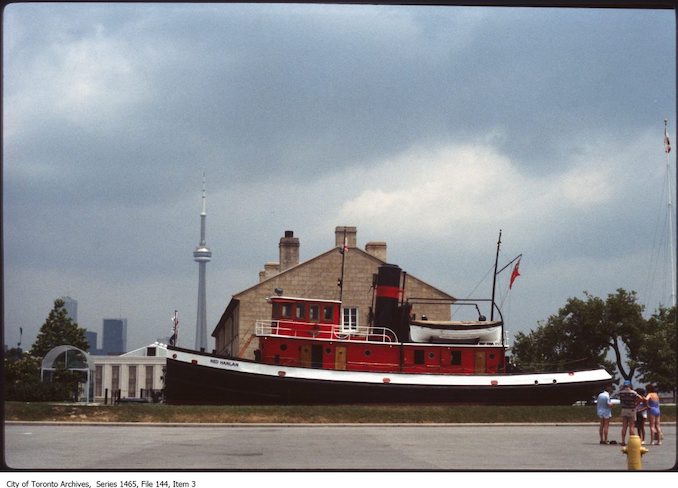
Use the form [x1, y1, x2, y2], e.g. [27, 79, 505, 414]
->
[665, 119, 676, 308]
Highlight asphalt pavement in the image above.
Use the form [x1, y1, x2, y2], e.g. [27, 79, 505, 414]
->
[2, 422, 675, 472]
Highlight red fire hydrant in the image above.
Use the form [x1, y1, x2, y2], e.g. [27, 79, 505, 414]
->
[622, 434, 649, 470]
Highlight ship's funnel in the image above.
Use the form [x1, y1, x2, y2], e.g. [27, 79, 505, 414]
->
[374, 264, 408, 340]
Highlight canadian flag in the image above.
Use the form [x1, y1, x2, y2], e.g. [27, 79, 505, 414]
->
[509, 258, 521, 289]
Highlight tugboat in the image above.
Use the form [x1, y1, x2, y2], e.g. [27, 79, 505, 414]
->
[163, 238, 612, 405]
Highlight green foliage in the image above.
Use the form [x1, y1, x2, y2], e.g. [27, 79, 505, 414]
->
[511, 289, 647, 378]
[512, 292, 614, 372]
[3, 353, 76, 401]
[30, 298, 89, 358]
[4, 402, 676, 424]
[4, 298, 91, 402]
[637, 306, 676, 393]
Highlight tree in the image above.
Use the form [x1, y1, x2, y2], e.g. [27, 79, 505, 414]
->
[3, 352, 74, 401]
[637, 306, 676, 395]
[30, 298, 89, 358]
[511, 293, 613, 373]
[4, 299, 91, 401]
[511, 289, 647, 380]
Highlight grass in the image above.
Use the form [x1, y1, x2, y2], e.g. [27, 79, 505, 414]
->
[5, 401, 676, 424]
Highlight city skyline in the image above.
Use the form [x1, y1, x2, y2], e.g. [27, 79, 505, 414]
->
[3, 3, 675, 354]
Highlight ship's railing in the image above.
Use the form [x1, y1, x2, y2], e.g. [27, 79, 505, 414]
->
[255, 320, 398, 343]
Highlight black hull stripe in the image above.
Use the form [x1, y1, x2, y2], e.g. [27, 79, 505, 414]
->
[164, 359, 609, 406]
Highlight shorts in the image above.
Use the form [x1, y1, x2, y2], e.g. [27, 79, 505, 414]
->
[621, 408, 635, 419]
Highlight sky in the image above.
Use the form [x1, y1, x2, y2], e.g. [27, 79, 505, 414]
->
[3, 2, 676, 355]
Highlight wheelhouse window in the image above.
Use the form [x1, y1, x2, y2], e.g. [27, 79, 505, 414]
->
[309, 305, 320, 321]
[295, 303, 305, 320]
[341, 307, 358, 332]
[281, 303, 292, 318]
[323, 306, 334, 322]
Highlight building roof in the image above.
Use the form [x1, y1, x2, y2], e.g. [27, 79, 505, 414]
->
[212, 242, 456, 337]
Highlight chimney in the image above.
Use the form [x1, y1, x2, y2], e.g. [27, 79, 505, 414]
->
[279, 230, 300, 271]
[365, 241, 387, 261]
[259, 262, 281, 282]
[335, 226, 357, 249]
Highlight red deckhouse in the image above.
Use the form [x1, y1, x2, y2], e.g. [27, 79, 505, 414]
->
[256, 265, 505, 376]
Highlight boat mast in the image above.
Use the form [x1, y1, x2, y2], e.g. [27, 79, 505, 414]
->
[338, 227, 347, 303]
[490, 230, 502, 321]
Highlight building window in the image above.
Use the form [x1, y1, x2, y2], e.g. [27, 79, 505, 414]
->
[145, 365, 154, 391]
[95, 365, 103, 397]
[342, 307, 358, 331]
[128, 365, 137, 398]
[111, 365, 120, 393]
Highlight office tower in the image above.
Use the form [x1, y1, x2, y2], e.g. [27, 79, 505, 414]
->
[85, 331, 98, 354]
[102, 318, 127, 355]
[61, 296, 78, 323]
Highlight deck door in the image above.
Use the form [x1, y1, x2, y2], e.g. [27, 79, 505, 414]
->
[474, 351, 486, 373]
[335, 347, 347, 370]
[311, 344, 323, 369]
[300, 345, 311, 368]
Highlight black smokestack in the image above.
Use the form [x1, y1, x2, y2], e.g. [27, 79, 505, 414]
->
[374, 264, 408, 341]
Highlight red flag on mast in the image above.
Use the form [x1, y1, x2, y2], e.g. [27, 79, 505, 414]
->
[509, 258, 521, 289]
[665, 121, 672, 154]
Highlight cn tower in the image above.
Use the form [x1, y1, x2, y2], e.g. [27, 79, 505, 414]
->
[193, 173, 211, 351]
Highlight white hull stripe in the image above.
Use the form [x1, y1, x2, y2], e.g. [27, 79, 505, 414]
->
[165, 347, 612, 387]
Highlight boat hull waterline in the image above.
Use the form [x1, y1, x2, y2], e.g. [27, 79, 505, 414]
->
[163, 346, 612, 405]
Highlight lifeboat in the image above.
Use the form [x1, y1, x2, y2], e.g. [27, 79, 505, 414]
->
[409, 319, 503, 344]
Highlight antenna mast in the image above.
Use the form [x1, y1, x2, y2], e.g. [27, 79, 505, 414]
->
[664, 119, 676, 308]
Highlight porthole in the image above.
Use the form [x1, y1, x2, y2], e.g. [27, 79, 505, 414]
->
[325, 348, 331, 354]
[428, 352, 436, 359]
[280, 344, 287, 351]
[364, 350, 372, 357]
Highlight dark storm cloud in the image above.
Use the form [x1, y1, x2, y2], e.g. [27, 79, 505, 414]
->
[3, 3, 675, 351]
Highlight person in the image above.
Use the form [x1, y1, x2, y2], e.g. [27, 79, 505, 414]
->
[634, 387, 647, 444]
[645, 384, 664, 445]
[596, 384, 614, 444]
[619, 380, 643, 446]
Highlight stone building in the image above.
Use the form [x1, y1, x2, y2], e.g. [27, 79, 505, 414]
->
[212, 226, 456, 359]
